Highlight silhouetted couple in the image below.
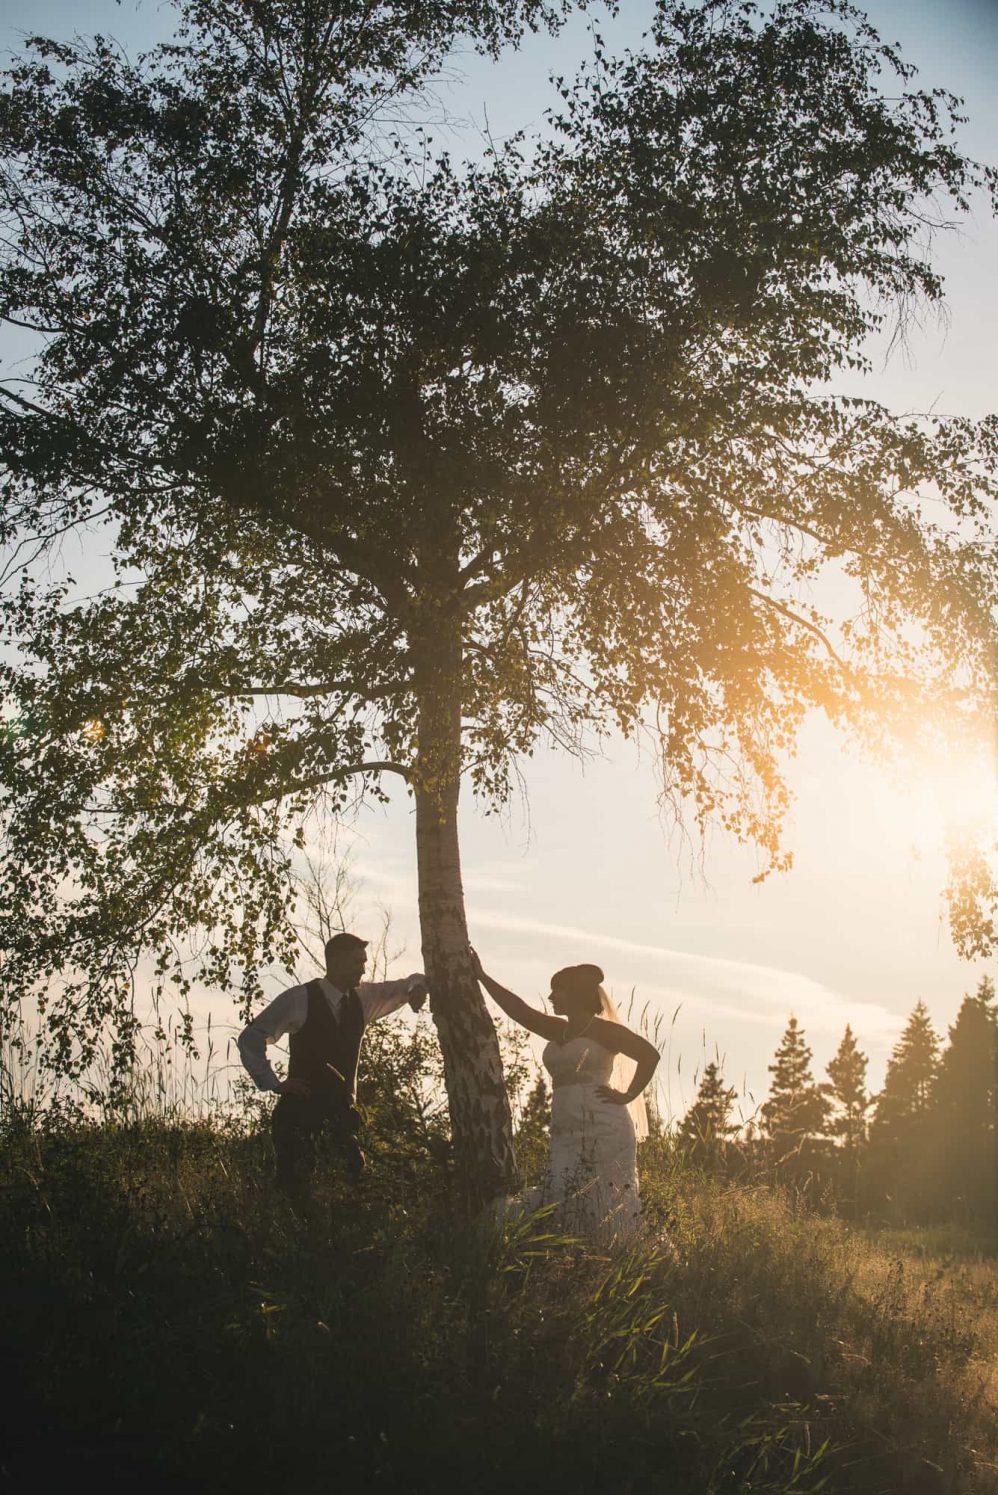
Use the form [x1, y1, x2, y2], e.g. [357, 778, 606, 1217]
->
[238, 935, 660, 1241]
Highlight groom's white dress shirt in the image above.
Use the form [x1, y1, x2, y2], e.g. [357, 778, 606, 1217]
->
[237, 973, 425, 1092]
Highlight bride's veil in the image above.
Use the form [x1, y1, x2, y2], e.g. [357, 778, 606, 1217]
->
[598, 987, 649, 1142]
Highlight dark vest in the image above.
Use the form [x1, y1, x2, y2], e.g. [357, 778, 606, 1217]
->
[288, 980, 365, 1103]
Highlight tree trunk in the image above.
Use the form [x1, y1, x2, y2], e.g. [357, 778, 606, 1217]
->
[413, 629, 517, 1206]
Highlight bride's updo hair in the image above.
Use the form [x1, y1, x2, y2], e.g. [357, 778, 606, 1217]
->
[550, 962, 606, 1016]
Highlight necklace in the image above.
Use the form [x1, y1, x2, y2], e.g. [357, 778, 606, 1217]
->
[564, 1013, 596, 1041]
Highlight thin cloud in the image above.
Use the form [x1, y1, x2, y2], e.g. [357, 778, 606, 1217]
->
[470, 909, 903, 1044]
[314, 861, 904, 1046]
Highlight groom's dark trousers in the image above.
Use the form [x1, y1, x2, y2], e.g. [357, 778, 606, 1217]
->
[271, 980, 366, 1201]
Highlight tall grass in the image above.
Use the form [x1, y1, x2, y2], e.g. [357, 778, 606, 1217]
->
[2, 1110, 995, 1491]
[2, 1007, 995, 1494]
[1, 997, 255, 1130]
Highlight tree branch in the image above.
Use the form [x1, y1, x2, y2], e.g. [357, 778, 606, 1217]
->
[217, 681, 410, 701]
[747, 587, 848, 670]
[233, 758, 412, 810]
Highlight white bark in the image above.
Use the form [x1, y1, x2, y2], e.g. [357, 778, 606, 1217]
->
[413, 627, 516, 1203]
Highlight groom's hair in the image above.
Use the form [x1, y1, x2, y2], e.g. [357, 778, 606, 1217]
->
[324, 932, 368, 965]
[551, 963, 605, 1015]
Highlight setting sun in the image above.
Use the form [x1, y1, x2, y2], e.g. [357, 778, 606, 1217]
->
[883, 746, 996, 862]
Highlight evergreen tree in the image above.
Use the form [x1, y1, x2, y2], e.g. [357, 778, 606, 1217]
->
[678, 1062, 739, 1169]
[825, 1024, 870, 1213]
[761, 1017, 831, 1170]
[870, 1001, 939, 1140]
[927, 977, 997, 1223]
[514, 1073, 551, 1189]
[864, 1000, 940, 1219]
[826, 1025, 870, 1153]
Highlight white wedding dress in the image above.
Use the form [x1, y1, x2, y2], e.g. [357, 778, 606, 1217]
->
[516, 1033, 643, 1245]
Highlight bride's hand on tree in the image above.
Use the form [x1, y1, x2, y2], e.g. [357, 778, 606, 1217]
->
[468, 955, 562, 1040]
[596, 1085, 630, 1106]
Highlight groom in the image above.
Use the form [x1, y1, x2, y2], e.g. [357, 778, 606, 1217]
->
[237, 932, 428, 1201]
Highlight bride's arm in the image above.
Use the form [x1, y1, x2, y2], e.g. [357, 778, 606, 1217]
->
[591, 1019, 660, 1103]
[470, 949, 565, 1041]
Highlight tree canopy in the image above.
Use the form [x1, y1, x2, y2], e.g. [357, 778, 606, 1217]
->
[1, 0, 996, 1176]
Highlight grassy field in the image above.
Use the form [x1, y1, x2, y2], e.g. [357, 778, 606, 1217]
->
[0, 1113, 994, 1495]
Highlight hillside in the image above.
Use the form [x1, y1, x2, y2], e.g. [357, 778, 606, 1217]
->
[1, 1115, 994, 1494]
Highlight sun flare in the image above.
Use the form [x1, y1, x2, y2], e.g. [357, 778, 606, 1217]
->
[884, 744, 996, 861]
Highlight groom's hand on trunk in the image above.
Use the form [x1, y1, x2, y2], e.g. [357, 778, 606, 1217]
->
[408, 980, 428, 1011]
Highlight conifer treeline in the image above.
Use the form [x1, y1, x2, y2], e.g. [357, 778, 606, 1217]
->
[676, 977, 996, 1224]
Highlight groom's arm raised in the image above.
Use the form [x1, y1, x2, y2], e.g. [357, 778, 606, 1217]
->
[470, 951, 565, 1041]
[359, 973, 429, 1024]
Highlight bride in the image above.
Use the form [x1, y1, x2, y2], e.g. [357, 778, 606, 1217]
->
[471, 950, 660, 1243]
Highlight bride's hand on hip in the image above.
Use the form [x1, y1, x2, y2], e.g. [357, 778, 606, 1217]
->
[596, 1085, 630, 1105]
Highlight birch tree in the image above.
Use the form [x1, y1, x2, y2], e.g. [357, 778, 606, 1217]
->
[2, 0, 995, 1200]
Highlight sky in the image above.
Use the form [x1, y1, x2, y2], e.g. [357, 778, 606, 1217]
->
[1, 0, 995, 1122]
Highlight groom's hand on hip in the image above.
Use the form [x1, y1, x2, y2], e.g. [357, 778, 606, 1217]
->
[274, 1077, 311, 1098]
